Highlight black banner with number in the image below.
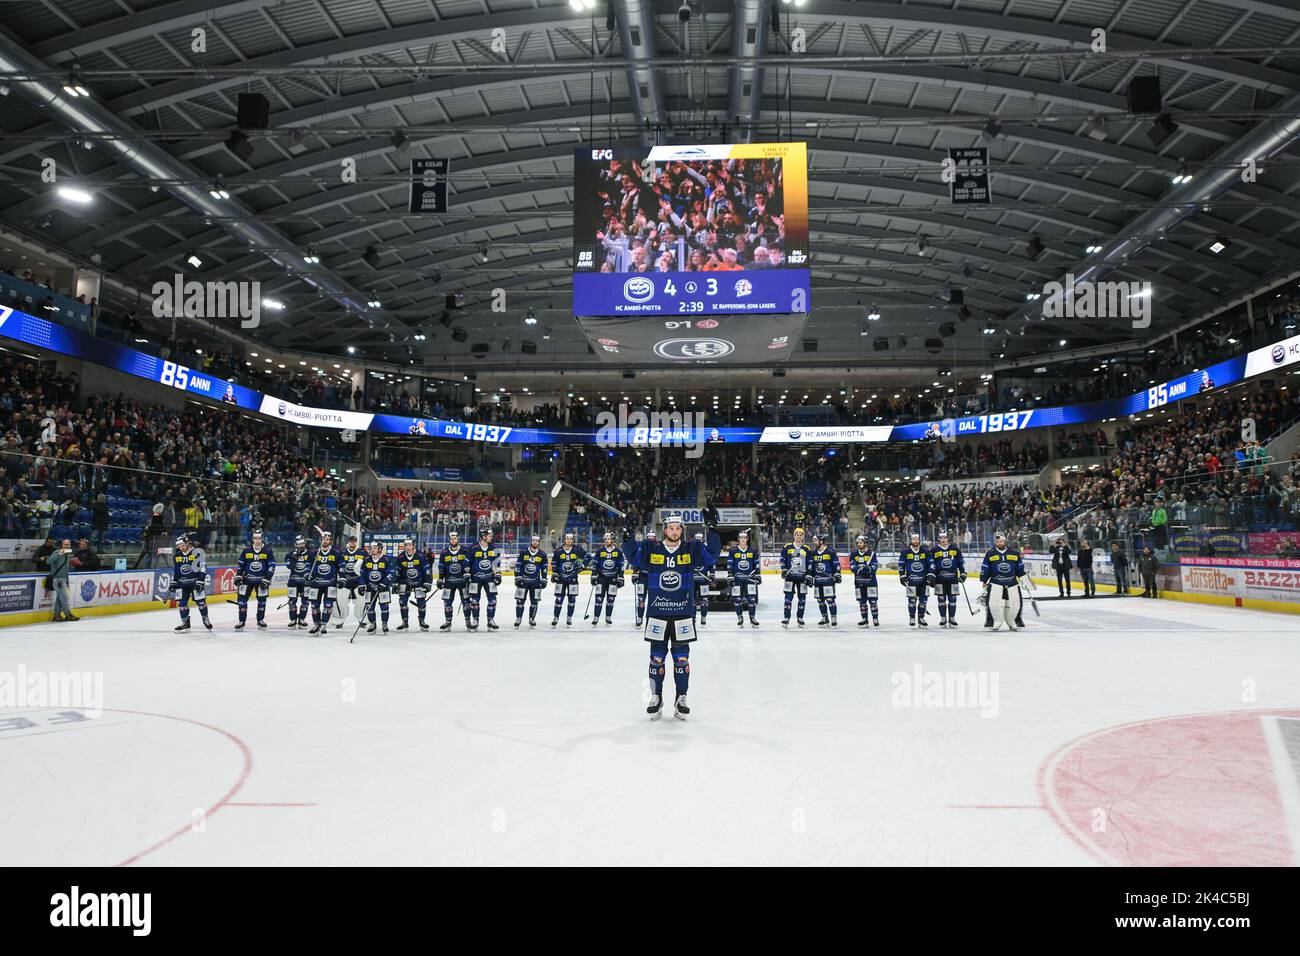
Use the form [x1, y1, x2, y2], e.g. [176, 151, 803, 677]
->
[409, 157, 450, 213]
[948, 147, 991, 204]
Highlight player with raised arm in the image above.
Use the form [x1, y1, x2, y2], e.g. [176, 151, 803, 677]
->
[849, 534, 880, 628]
[635, 513, 714, 721]
[809, 532, 841, 627]
[334, 535, 365, 630]
[928, 530, 966, 628]
[233, 529, 275, 631]
[590, 531, 626, 627]
[284, 535, 311, 629]
[980, 531, 1027, 631]
[779, 527, 812, 627]
[437, 531, 472, 631]
[513, 534, 548, 627]
[633, 530, 656, 627]
[306, 531, 339, 635]
[359, 541, 395, 633]
[169, 534, 212, 632]
[725, 530, 760, 627]
[550, 532, 589, 628]
[899, 532, 931, 628]
[394, 538, 432, 631]
[468, 528, 502, 631]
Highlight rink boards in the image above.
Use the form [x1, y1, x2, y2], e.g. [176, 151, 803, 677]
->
[5, 552, 1299, 625]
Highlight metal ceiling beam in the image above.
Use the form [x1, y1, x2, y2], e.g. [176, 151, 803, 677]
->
[728, 0, 771, 142]
[612, 0, 668, 144]
[1014, 88, 1300, 322]
[0, 26, 376, 321]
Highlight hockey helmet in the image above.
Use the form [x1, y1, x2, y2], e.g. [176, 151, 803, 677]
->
[174, 534, 190, 550]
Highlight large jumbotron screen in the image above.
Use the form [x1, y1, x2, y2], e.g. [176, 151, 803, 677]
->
[572, 143, 811, 317]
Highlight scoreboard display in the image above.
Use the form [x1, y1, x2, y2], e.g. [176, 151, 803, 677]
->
[572, 143, 810, 317]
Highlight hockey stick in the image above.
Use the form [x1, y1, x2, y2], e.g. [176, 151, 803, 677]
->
[349, 588, 381, 644]
[959, 577, 975, 615]
[581, 580, 597, 620]
[1019, 577, 1040, 617]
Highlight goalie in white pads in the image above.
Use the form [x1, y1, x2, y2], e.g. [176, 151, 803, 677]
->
[979, 532, 1027, 631]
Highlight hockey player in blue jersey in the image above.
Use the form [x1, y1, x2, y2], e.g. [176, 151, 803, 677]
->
[234, 529, 275, 631]
[779, 527, 812, 627]
[437, 531, 472, 631]
[849, 534, 880, 628]
[980, 531, 1027, 631]
[725, 530, 760, 627]
[809, 532, 842, 627]
[635, 514, 714, 720]
[590, 531, 626, 627]
[513, 534, 548, 627]
[359, 541, 395, 633]
[468, 528, 502, 631]
[285, 535, 311, 629]
[334, 535, 366, 630]
[633, 530, 656, 627]
[692, 531, 715, 626]
[393, 538, 432, 631]
[169, 534, 212, 632]
[307, 531, 340, 634]
[550, 532, 589, 627]
[899, 532, 931, 628]
[928, 530, 967, 628]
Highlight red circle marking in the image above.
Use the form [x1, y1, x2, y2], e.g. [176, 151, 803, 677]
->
[103, 708, 254, 867]
[1038, 709, 1300, 866]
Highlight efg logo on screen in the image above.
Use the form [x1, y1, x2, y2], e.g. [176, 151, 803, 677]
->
[653, 338, 734, 360]
[623, 276, 655, 303]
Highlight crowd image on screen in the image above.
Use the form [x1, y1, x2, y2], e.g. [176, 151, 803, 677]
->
[587, 157, 788, 273]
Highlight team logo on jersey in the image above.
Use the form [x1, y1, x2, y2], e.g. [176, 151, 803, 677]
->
[601, 559, 617, 573]
[736, 560, 752, 572]
[294, 560, 309, 573]
[248, 561, 263, 572]
[623, 276, 654, 303]
[997, 562, 1011, 574]
[659, 570, 682, 591]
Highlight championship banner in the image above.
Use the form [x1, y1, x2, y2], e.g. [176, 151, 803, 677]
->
[409, 157, 450, 213]
[572, 142, 810, 318]
[947, 147, 990, 204]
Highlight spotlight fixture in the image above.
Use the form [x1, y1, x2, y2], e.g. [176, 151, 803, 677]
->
[347, 346, 357, 354]
[61, 73, 90, 98]
[917, 236, 928, 255]
[262, 298, 284, 311]
[866, 308, 881, 321]
[477, 242, 490, 262]
[1171, 160, 1193, 184]
[524, 308, 538, 325]
[1083, 114, 1107, 142]
[1025, 291, 1041, 301]
[186, 254, 202, 269]
[303, 251, 320, 264]
[1208, 237, 1229, 254]
[56, 186, 93, 205]
[1085, 244, 1102, 254]
[208, 178, 230, 200]
[542, 327, 552, 340]
[367, 299, 382, 308]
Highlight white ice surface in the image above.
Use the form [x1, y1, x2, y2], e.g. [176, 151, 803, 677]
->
[2, 579, 1297, 866]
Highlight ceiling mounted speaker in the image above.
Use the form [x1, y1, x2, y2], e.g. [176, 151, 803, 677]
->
[1127, 76, 1162, 115]
[237, 92, 270, 130]
[520, 341, 537, 355]
[802, 338, 818, 352]
[924, 338, 944, 353]
[451, 327, 467, 343]
[873, 337, 889, 352]
[470, 342, 490, 357]
[363, 245, 380, 268]
[224, 129, 253, 162]
[1147, 112, 1178, 148]
[622, 370, 636, 379]
[938, 322, 956, 338]
[1026, 236, 1045, 260]
[944, 288, 964, 305]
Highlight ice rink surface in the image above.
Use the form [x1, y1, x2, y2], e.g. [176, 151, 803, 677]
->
[3, 578, 1298, 867]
